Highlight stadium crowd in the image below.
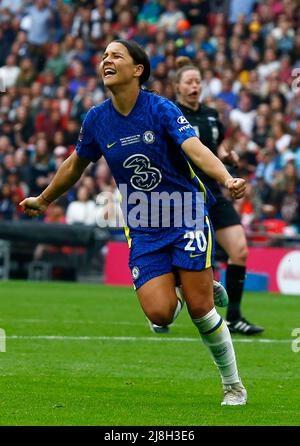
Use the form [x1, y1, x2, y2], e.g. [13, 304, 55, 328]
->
[0, 0, 300, 236]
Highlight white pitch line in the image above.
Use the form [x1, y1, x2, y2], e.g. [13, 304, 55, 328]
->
[0, 318, 163, 327]
[5, 335, 292, 344]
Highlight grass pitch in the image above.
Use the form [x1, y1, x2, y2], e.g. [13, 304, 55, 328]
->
[0, 280, 299, 426]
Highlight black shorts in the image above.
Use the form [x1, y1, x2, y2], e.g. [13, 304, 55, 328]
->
[209, 192, 241, 231]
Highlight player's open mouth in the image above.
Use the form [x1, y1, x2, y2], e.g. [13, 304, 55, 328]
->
[104, 67, 117, 77]
[189, 92, 198, 98]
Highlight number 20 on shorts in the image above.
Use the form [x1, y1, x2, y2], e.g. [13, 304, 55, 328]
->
[184, 230, 207, 252]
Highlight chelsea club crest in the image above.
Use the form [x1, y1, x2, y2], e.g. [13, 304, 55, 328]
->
[143, 131, 155, 144]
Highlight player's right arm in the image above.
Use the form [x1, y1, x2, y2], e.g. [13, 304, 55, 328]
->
[20, 151, 90, 217]
[21, 107, 101, 217]
[160, 99, 246, 199]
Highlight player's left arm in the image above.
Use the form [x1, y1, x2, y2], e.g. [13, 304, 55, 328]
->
[181, 137, 246, 199]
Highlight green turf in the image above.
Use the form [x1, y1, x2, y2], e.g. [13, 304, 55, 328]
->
[0, 280, 299, 426]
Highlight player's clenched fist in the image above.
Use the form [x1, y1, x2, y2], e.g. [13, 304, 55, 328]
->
[19, 195, 49, 217]
[225, 178, 246, 200]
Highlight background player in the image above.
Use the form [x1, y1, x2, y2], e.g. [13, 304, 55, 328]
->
[20, 40, 247, 405]
[173, 57, 264, 335]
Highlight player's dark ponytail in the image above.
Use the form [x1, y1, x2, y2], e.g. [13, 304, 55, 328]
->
[114, 39, 151, 86]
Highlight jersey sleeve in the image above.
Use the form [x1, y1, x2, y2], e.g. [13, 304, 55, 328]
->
[76, 108, 102, 163]
[159, 99, 197, 145]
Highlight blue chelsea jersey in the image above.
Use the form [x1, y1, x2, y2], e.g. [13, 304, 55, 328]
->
[76, 90, 216, 245]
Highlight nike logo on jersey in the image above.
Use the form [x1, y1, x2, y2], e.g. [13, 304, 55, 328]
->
[107, 141, 117, 148]
[189, 253, 204, 258]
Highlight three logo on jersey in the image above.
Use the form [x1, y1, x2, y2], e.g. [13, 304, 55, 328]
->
[123, 154, 162, 191]
[106, 131, 160, 191]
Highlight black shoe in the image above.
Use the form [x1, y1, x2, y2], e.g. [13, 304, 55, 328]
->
[226, 317, 264, 335]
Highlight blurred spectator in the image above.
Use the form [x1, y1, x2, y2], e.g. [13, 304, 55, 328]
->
[272, 120, 292, 154]
[94, 159, 112, 194]
[181, 0, 210, 27]
[13, 105, 35, 146]
[0, 183, 15, 220]
[44, 203, 66, 224]
[29, 138, 53, 196]
[16, 57, 36, 88]
[0, 0, 23, 14]
[199, 69, 222, 100]
[85, 77, 104, 104]
[257, 48, 280, 82]
[0, 135, 13, 160]
[0, 54, 20, 88]
[40, 71, 57, 98]
[70, 37, 92, 69]
[71, 5, 93, 42]
[6, 172, 25, 218]
[35, 104, 64, 144]
[26, 0, 54, 70]
[273, 178, 300, 231]
[228, 0, 257, 25]
[209, 1, 229, 16]
[229, 91, 256, 136]
[255, 137, 281, 186]
[91, 0, 113, 41]
[64, 119, 80, 147]
[52, 145, 68, 170]
[234, 182, 256, 230]
[252, 114, 270, 148]
[157, 0, 186, 34]
[26, 0, 53, 45]
[232, 132, 257, 177]
[253, 175, 272, 208]
[113, 10, 136, 40]
[66, 185, 97, 226]
[216, 69, 239, 111]
[68, 60, 88, 99]
[271, 16, 295, 55]
[14, 148, 31, 187]
[137, 0, 162, 25]
[43, 43, 67, 77]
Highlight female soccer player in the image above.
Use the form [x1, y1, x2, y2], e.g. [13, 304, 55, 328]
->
[172, 57, 264, 335]
[20, 40, 247, 405]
